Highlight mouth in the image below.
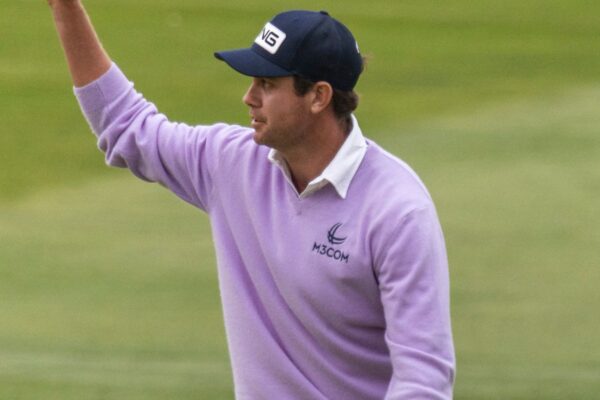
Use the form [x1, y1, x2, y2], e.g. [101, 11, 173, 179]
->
[250, 116, 266, 128]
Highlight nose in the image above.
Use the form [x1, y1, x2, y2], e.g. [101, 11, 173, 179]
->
[242, 79, 261, 108]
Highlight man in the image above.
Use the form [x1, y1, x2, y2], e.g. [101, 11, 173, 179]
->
[48, 1, 455, 398]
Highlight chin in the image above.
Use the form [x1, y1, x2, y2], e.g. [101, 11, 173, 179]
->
[252, 130, 268, 146]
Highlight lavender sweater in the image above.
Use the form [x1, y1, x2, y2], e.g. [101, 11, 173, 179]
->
[75, 64, 455, 399]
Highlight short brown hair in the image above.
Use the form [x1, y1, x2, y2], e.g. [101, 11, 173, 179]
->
[292, 75, 359, 131]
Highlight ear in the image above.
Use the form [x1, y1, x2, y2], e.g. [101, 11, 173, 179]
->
[309, 81, 334, 114]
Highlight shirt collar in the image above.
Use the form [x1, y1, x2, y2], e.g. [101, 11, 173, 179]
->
[268, 115, 368, 199]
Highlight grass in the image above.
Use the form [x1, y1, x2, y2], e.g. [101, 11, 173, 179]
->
[0, 177, 233, 398]
[2, 0, 600, 398]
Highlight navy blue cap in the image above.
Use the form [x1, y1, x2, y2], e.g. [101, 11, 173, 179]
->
[214, 10, 363, 91]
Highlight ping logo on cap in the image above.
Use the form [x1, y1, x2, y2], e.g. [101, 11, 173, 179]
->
[255, 22, 286, 54]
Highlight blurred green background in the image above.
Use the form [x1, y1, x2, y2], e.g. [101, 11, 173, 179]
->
[2, 0, 600, 398]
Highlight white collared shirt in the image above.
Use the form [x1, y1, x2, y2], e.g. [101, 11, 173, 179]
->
[268, 115, 368, 199]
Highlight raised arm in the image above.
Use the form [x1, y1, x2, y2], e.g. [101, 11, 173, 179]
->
[48, 0, 111, 87]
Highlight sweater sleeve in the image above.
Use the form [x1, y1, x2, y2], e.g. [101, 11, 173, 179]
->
[74, 63, 232, 212]
[375, 205, 456, 399]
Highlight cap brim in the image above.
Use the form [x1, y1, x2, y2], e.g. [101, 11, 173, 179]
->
[214, 48, 291, 78]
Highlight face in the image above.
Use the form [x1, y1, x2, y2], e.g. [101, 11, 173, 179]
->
[242, 76, 314, 151]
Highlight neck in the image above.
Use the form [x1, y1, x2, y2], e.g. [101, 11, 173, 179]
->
[279, 117, 349, 193]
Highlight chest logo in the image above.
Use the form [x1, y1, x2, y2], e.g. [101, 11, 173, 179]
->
[312, 223, 350, 264]
[327, 223, 347, 245]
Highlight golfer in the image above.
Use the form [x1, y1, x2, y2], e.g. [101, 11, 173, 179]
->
[49, 1, 455, 398]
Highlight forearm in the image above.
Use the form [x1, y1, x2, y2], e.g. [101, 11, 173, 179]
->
[49, 0, 111, 87]
[377, 206, 455, 398]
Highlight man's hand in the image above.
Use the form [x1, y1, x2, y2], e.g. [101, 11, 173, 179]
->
[49, 0, 112, 86]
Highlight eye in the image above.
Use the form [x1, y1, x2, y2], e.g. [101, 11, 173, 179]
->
[260, 78, 273, 89]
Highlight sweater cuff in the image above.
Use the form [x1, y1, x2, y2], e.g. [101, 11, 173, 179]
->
[73, 63, 133, 112]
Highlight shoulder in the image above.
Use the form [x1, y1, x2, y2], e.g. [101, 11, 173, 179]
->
[348, 140, 443, 245]
[353, 140, 434, 212]
[349, 141, 446, 269]
[199, 123, 263, 156]
[202, 123, 254, 145]
[200, 123, 271, 172]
